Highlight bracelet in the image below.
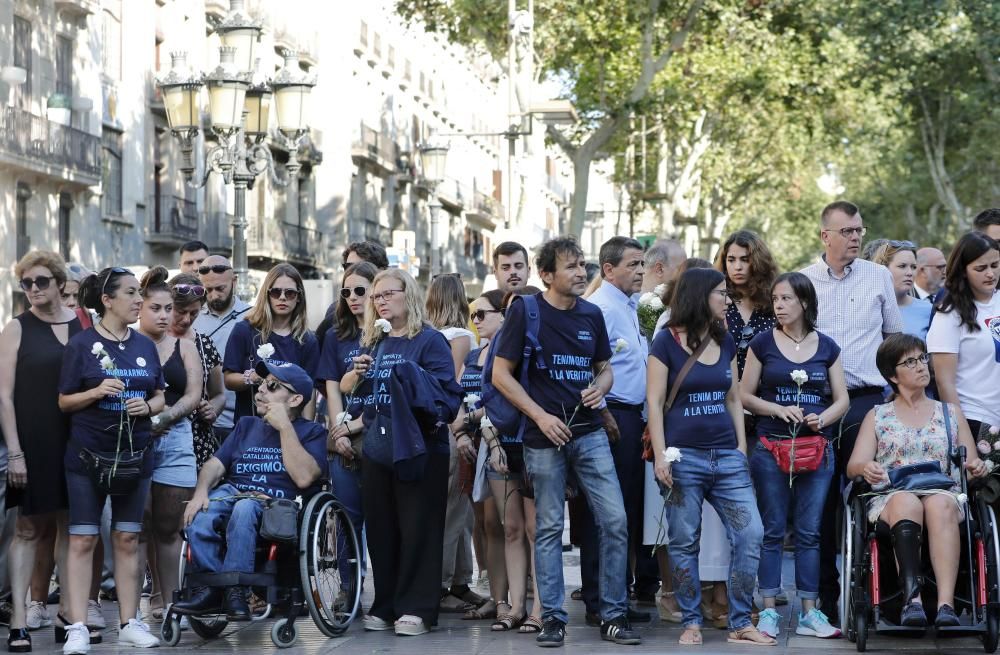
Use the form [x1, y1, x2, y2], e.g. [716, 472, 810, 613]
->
[144, 401, 153, 416]
[7, 452, 24, 460]
[818, 416, 825, 430]
[243, 369, 253, 387]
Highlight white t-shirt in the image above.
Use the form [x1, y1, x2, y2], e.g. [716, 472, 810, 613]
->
[926, 294, 1000, 425]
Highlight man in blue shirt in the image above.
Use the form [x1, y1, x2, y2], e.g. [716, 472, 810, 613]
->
[581, 237, 656, 621]
[172, 361, 326, 621]
[493, 237, 639, 647]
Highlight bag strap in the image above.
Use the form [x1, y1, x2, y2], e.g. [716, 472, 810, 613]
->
[665, 334, 711, 410]
[940, 400, 953, 474]
[205, 306, 250, 340]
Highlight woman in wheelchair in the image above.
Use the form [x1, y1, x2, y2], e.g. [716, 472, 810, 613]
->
[171, 361, 327, 620]
[847, 334, 988, 628]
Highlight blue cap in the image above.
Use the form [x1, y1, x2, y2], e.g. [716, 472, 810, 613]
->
[255, 360, 314, 398]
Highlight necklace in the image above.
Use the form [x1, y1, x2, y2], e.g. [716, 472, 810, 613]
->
[99, 320, 129, 350]
[781, 327, 808, 351]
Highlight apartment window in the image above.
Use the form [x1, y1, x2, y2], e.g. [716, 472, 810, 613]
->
[373, 32, 381, 57]
[13, 17, 31, 109]
[56, 36, 73, 97]
[404, 59, 412, 81]
[102, 2, 123, 80]
[59, 192, 73, 261]
[102, 128, 123, 217]
[16, 183, 31, 261]
[360, 20, 368, 46]
[388, 46, 395, 70]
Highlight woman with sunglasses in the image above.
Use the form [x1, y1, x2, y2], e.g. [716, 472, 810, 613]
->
[0, 252, 82, 652]
[223, 263, 318, 422]
[315, 261, 378, 589]
[739, 272, 848, 640]
[167, 273, 225, 469]
[927, 231, 1000, 438]
[871, 241, 933, 340]
[136, 267, 203, 622]
[57, 267, 166, 651]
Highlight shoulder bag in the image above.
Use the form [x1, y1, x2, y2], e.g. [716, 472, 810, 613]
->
[641, 332, 710, 462]
[886, 401, 956, 492]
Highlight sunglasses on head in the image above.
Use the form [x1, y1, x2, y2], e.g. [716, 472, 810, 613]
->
[340, 286, 368, 299]
[737, 325, 754, 350]
[887, 239, 917, 249]
[173, 284, 205, 297]
[20, 275, 54, 291]
[101, 267, 133, 296]
[198, 264, 232, 275]
[471, 309, 502, 321]
[268, 287, 300, 301]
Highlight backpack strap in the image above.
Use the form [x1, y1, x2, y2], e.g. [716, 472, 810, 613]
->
[519, 294, 546, 371]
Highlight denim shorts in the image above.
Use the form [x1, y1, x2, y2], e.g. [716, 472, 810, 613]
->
[66, 470, 151, 535]
[151, 420, 197, 488]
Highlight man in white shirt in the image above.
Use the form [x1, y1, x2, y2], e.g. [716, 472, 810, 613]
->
[915, 247, 946, 300]
[801, 201, 903, 624]
[640, 239, 685, 294]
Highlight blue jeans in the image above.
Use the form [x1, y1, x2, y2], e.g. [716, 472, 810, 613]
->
[186, 483, 264, 574]
[524, 430, 628, 624]
[750, 440, 834, 600]
[664, 448, 763, 629]
[329, 456, 366, 580]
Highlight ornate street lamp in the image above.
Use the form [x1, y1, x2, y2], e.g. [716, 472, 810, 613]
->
[418, 142, 449, 276]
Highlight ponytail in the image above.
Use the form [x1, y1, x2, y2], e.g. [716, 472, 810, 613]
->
[78, 273, 105, 315]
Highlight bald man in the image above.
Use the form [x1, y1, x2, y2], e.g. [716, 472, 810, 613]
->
[915, 247, 946, 300]
[640, 239, 685, 293]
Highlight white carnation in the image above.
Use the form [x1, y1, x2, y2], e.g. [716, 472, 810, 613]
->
[100, 355, 114, 371]
[638, 292, 656, 306]
[957, 493, 968, 504]
[374, 318, 392, 334]
[480, 415, 494, 430]
[663, 447, 683, 463]
[91, 342, 104, 355]
[790, 369, 808, 386]
[464, 393, 481, 407]
[649, 295, 664, 310]
[335, 411, 353, 425]
[256, 343, 275, 360]
[614, 338, 629, 352]
[653, 283, 667, 297]
[150, 416, 160, 427]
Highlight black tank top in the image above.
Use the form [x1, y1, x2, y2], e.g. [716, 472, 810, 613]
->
[162, 339, 187, 407]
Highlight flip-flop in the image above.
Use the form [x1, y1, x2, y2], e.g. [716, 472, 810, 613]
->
[727, 626, 777, 646]
[439, 594, 476, 613]
[518, 616, 542, 633]
[679, 628, 703, 645]
[491, 613, 525, 631]
[464, 599, 499, 620]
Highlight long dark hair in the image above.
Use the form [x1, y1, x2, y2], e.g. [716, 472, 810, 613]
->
[336, 261, 378, 341]
[771, 272, 818, 333]
[79, 267, 133, 316]
[938, 231, 1000, 331]
[715, 230, 778, 312]
[666, 268, 728, 352]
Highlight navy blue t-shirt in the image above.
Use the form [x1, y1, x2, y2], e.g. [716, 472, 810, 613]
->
[214, 416, 327, 498]
[494, 294, 613, 449]
[222, 321, 319, 422]
[749, 329, 841, 439]
[649, 330, 737, 450]
[58, 328, 165, 474]
[315, 327, 366, 417]
[463, 347, 519, 445]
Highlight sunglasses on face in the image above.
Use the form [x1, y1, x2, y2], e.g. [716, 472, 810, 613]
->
[20, 276, 54, 291]
[471, 309, 502, 321]
[340, 286, 368, 299]
[173, 284, 205, 297]
[737, 325, 754, 351]
[268, 287, 300, 301]
[263, 379, 296, 394]
[198, 264, 232, 275]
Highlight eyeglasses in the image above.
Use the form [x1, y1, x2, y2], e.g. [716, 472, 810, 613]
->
[711, 289, 731, 298]
[198, 264, 232, 275]
[340, 286, 368, 299]
[471, 309, 502, 321]
[268, 287, 300, 301]
[101, 267, 133, 297]
[824, 226, 867, 238]
[924, 264, 947, 272]
[737, 325, 754, 351]
[20, 276, 54, 291]
[895, 353, 930, 369]
[372, 288, 404, 303]
[172, 284, 205, 298]
[263, 379, 296, 394]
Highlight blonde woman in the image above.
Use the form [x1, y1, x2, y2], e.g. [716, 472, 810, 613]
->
[223, 263, 318, 422]
[340, 269, 463, 637]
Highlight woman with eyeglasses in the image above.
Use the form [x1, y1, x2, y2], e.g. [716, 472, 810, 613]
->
[927, 231, 1000, 438]
[0, 252, 82, 652]
[223, 263, 319, 422]
[739, 272, 848, 639]
[135, 267, 203, 622]
[167, 273, 225, 469]
[57, 267, 166, 650]
[871, 241, 933, 340]
[341, 268, 463, 636]
[847, 334, 986, 628]
[315, 261, 378, 589]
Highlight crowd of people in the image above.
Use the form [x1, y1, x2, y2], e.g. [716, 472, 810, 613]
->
[0, 200, 998, 652]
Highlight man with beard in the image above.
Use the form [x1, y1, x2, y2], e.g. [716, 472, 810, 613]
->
[193, 255, 251, 442]
[493, 241, 531, 293]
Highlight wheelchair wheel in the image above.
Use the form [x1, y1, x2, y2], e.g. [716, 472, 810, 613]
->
[856, 611, 868, 652]
[299, 493, 362, 636]
[160, 617, 181, 647]
[271, 618, 298, 648]
[842, 500, 855, 641]
[188, 615, 228, 640]
[983, 502, 1000, 653]
[985, 608, 999, 654]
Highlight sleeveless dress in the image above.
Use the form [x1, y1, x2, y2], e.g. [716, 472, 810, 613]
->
[162, 339, 187, 406]
[9, 311, 81, 515]
[866, 401, 962, 523]
[191, 333, 222, 468]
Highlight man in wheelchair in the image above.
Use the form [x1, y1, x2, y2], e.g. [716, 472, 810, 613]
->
[172, 361, 327, 620]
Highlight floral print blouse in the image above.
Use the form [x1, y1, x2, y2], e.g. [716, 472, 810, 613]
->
[725, 303, 776, 379]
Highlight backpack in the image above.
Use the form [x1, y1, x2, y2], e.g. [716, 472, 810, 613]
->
[481, 294, 545, 439]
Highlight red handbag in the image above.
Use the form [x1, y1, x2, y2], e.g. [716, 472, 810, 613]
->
[759, 435, 827, 474]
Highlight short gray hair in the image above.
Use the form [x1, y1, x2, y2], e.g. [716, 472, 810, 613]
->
[645, 239, 685, 267]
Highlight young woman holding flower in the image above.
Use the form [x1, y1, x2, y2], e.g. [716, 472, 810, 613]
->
[223, 263, 318, 422]
[57, 267, 166, 651]
[739, 272, 849, 639]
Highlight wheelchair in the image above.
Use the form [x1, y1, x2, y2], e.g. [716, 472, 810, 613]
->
[841, 446, 1000, 653]
[160, 489, 363, 649]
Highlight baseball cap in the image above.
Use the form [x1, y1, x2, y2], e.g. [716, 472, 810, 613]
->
[255, 361, 314, 398]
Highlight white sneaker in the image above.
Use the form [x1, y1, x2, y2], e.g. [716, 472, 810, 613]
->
[26, 600, 52, 629]
[118, 619, 160, 648]
[62, 622, 91, 654]
[86, 600, 106, 629]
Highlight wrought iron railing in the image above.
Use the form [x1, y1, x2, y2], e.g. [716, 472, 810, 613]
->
[150, 194, 199, 240]
[0, 105, 100, 177]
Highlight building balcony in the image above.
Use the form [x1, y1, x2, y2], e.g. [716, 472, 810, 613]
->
[248, 215, 323, 267]
[435, 177, 465, 213]
[350, 122, 397, 176]
[54, 0, 100, 18]
[146, 194, 199, 248]
[466, 189, 500, 230]
[0, 105, 101, 186]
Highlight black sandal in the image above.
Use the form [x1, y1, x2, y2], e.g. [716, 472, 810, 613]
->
[7, 627, 30, 653]
[491, 613, 525, 631]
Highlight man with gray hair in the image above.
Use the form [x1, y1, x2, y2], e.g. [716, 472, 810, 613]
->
[641, 239, 685, 294]
[915, 247, 946, 300]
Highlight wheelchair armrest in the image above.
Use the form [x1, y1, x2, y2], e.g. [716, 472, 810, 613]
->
[845, 476, 873, 501]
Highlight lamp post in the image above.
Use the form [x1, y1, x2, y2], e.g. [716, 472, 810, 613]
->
[156, 0, 315, 301]
[418, 143, 449, 276]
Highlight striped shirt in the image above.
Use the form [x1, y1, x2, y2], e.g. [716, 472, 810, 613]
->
[801, 255, 903, 389]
